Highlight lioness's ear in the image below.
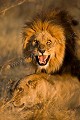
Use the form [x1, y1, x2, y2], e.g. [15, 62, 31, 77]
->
[58, 10, 79, 26]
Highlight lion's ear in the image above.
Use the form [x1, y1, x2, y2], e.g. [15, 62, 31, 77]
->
[71, 19, 79, 26]
[58, 10, 79, 26]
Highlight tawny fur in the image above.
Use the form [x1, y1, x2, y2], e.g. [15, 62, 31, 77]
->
[0, 74, 80, 120]
[23, 9, 80, 79]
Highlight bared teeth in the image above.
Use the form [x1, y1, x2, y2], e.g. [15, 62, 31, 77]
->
[36, 55, 50, 66]
[38, 55, 48, 64]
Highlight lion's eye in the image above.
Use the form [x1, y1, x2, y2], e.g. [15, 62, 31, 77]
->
[46, 40, 52, 45]
[32, 40, 38, 46]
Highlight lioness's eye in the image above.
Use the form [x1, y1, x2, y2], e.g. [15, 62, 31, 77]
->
[47, 40, 52, 45]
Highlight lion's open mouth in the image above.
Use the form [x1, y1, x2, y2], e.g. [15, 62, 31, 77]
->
[36, 55, 50, 66]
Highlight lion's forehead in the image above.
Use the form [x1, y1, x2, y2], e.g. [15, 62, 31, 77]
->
[35, 31, 53, 41]
[34, 30, 65, 45]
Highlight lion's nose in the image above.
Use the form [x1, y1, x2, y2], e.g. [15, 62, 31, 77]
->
[39, 49, 45, 54]
[38, 44, 45, 54]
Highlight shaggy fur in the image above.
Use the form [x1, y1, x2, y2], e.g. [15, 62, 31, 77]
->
[22, 9, 80, 80]
[0, 74, 80, 120]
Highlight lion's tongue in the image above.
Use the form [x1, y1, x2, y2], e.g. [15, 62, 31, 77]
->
[38, 55, 47, 64]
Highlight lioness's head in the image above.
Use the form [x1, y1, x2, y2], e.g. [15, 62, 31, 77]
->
[23, 10, 76, 73]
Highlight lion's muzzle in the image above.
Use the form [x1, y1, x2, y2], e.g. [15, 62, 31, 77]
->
[36, 55, 50, 66]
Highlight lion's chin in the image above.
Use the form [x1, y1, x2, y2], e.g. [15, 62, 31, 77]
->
[36, 55, 50, 66]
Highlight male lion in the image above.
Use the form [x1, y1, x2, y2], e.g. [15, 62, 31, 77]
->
[23, 9, 80, 80]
